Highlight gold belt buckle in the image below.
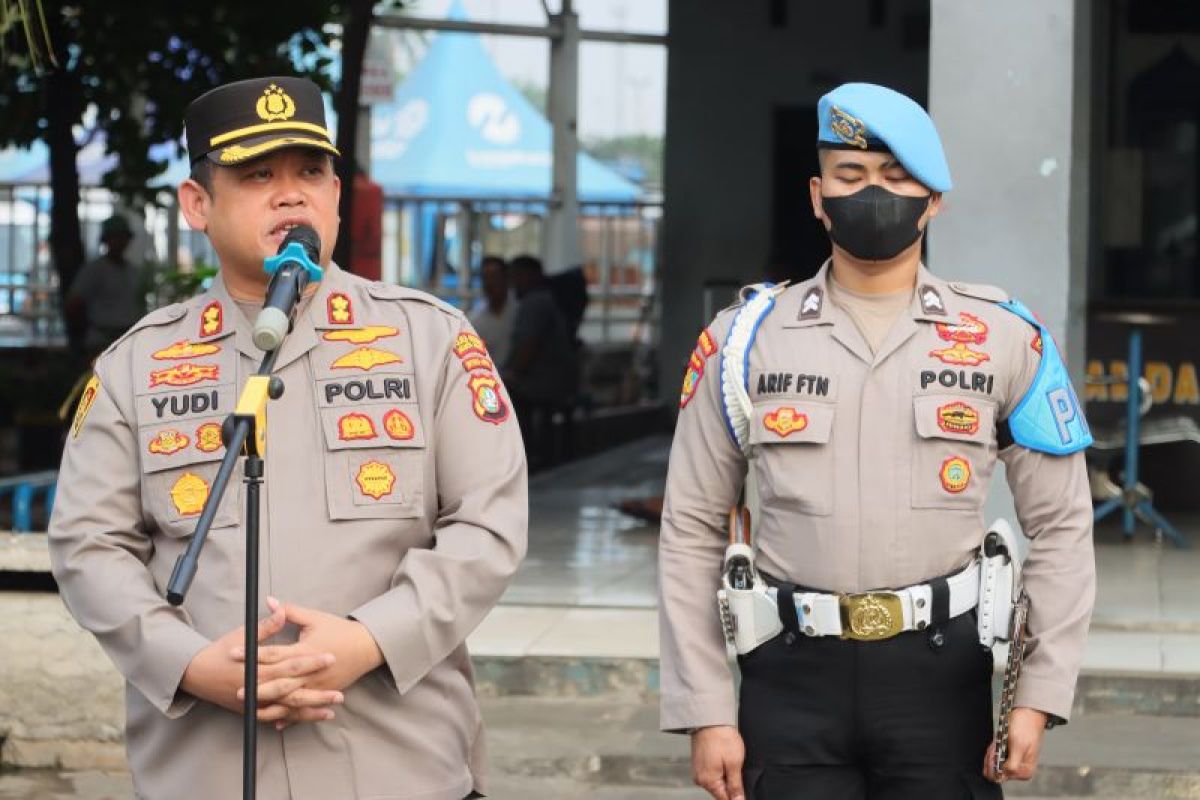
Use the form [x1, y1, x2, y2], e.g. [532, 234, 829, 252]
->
[838, 592, 904, 641]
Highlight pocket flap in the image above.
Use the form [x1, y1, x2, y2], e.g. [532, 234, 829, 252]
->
[913, 395, 995, 444]
[749, 403, 834, 445]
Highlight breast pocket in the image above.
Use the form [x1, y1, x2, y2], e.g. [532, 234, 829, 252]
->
[911, 395, 997, 510]
[749, 403, 835, 516]
[321, 403, 426, 521]
[139, 418, 241, 538]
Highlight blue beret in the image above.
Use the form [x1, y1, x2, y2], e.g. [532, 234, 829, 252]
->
[816, 83, 952, 193]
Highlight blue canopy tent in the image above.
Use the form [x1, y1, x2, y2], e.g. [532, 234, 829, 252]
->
[369, 4, 640, 202]
[368, 3, 641, 291]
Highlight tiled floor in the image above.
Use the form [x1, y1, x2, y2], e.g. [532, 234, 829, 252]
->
[470, 435, 1200, 676]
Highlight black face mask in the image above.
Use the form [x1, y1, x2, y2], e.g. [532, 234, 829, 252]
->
[821, 184, 931, 262]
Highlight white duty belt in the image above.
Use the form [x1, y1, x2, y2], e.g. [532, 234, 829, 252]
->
[768, 562, 980, 642]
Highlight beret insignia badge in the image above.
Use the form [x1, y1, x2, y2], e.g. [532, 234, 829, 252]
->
[830, 106, 868, 149]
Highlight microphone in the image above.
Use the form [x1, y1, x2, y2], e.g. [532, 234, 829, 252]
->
[253, 225, 324, 352]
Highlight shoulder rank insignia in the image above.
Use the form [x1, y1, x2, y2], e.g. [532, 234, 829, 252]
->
[323, 326, 398, 345]
[331, 347, 402, 371]
[799, 286, 823, 320]
[383, 409, 415, 440]
[200, 301, 223, 337]
[698, 329, 718, 357]
[763, 407, 808, 438]
[355, 460, 396, 500]
[468, 372, 509, 424]
[71, 375, 101, 439]
[170, 472, 210, 516]
[327, 293, 354, 325]
[679, 351, 705, 409]
[918, 285, 946, 316]
[153, 340, 222, 361]
[149, 430, 190, 455]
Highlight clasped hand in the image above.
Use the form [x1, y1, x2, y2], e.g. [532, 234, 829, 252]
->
[181, 596, 384, 729]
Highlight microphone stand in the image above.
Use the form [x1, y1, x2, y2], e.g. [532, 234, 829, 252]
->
[166, 337, 287, 800]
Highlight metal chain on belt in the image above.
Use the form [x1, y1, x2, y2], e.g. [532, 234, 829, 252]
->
[994, 590, 1030, 776]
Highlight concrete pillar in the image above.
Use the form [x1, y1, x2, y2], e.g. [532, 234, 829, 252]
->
[928, 0, 1093, 529]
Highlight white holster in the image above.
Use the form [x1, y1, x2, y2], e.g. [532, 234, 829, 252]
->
[716, 543, 782, 658]
[977, 518, 1023, 648]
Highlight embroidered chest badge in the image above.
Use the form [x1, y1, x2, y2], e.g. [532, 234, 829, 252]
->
[383, 409, 415, 440]
[148, 429, 190, 455]
[929, 342, 990, 367]
[355, 460, 396, 500]
[338, 412, 378, 441]
[763, 407, 809, 438]
[327, 293, 354, 325]
[937, 402, 980, 436]
[935, 312, 989, 345]
[170, 472, 210, 516]
[200, 302, 223, 337]
[195, 422, 223, 453]
[939, 456, 972, 494]
[330, 347, 403, 371]
[322, 326, 398, 345]
[153, 340, 222, 360]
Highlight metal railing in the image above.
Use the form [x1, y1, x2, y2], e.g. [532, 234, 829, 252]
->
[0, 185, 661, 359]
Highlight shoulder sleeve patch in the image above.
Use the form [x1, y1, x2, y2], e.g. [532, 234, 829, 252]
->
[999, 299, 1093, 455]
[948, 281, 1009, 304]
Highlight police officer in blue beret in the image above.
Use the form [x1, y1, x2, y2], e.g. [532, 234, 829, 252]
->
[657, 83, 1096, 799]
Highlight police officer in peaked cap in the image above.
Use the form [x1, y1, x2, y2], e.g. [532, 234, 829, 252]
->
[658, 82, 1095, 799]
[49, 76, 526, 800]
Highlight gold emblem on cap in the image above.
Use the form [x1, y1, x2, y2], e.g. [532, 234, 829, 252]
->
[831, 106, 868, 149]
[256, 83, 297, 122]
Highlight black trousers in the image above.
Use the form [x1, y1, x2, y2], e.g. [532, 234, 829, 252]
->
[738, 612, 1003, 800]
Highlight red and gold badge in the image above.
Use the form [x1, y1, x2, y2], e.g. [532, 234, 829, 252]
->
[1031, 332, 1043, 355]
[697, 329, 718, 358]
[935, 312, 989, 345]
[453, 331, 488, 360]
[679, 352, 705, 409]
[763, 407, 809, 438]
[327, 293, 354, 325]
[148, 429, 190, 455]
[939, 456, 972, 494]
[149, 363, 220, 388]
[199, 301, 223, 337]
[937, 402, 980, 436]
[71, 375, 101, 439]
[152, 340, 222, 361]
[195, 422, 223, 453]
[928, 343, 990, 367]
[330, 347, 403, 371]
[322, 326, 399, 345]
[355, 460, 396, 500]
[383, 409, 415, 440]
[170, 472, 210, 516]
[338, 412, 378, 441]
[460, 355, 495, 373]
[468, 372, 509, 424]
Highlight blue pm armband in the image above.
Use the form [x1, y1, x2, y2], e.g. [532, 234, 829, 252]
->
[999, 299, 1093, 455]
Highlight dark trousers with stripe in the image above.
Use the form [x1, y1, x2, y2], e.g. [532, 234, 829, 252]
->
[738, 596, 1002, 800]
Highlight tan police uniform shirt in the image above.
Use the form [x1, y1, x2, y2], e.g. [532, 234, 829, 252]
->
[49, 264, 528, 800]
[659, 262, 1095, 731]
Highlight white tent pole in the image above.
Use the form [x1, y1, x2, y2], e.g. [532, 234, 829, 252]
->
[543, 0, 580, 275]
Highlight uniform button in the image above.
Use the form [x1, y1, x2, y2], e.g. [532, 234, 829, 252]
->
[917, 621, 927, 630]
[916, 598, 926, 609]
[802, 604, 812, 615]
[784, 632, 797, 645]
[803, 626, 815, 636]
[929, 629, 946, 649]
